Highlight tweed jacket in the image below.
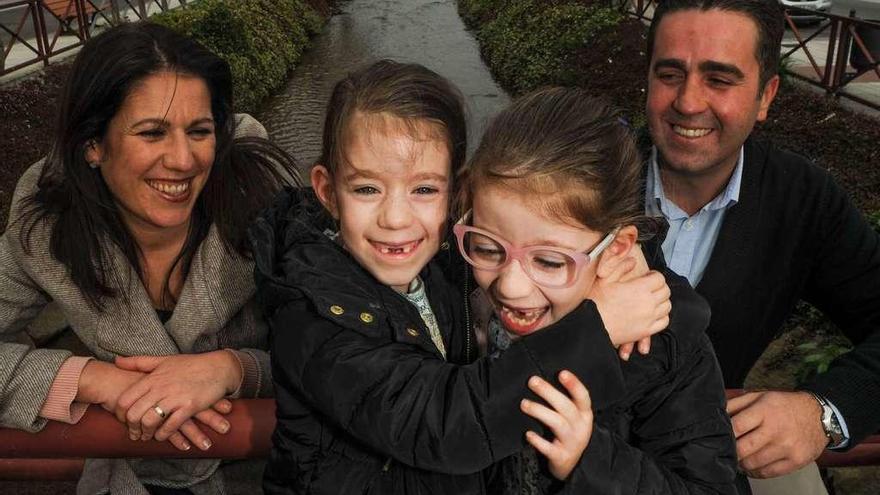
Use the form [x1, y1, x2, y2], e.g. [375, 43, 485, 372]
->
[0, 115, 272, 494]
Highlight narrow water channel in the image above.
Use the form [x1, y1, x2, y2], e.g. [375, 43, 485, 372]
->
[257, 0, 510, 169]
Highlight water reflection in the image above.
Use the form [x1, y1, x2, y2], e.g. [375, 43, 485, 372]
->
[257, 0, 510, 173]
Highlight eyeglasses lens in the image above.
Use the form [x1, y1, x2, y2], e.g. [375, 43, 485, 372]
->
[527, 249, 577, 287]
[463, 231, 577, 288]
[463, 231, 507, 267]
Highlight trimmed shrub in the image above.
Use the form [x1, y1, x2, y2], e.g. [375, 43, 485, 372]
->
[152, 0, 326, 112]
[458, 0, 508, 25]
[476, 0, 623, 95]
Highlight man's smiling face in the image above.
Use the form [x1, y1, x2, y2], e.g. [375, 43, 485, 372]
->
[647, 9, 778, 178]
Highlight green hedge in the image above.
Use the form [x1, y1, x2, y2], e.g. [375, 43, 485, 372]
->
[152, 0, 326, 112]
[462, 0, 623, 95]
[458, 0, 506, 25]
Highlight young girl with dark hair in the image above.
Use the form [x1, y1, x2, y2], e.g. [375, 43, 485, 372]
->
[456, 87, 745, 494]
[252, 61, 674, 495]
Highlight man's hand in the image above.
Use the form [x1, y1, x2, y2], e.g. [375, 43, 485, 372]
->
[728, 390, 828, 478]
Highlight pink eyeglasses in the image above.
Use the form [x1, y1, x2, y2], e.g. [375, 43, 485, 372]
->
[453, 219, 617, 289]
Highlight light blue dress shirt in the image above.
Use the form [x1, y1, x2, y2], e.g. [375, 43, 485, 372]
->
[644, 146, 850, 448]
[644, 147, 742, 288]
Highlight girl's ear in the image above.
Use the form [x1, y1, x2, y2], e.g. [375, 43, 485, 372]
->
[596, 225, 638, 280]
[311, 164, 339, 219]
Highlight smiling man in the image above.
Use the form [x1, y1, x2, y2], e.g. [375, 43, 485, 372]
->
[643, 1, 880, 494]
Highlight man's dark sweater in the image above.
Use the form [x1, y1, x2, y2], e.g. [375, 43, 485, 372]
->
[660, 137, 880, 447]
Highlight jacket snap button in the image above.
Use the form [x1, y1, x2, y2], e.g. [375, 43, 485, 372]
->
[360, 312, 374, 323]
[406, 328, 419, 337]
[329, 305, 344, 315]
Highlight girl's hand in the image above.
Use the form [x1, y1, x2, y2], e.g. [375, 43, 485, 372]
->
[112, 351, 241, 449]
[590, 249, 671, 359]
[520, 371, 593, 481]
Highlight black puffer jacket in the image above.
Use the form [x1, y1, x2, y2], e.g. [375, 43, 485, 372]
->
[486, 272, 747, 494]
[250, 188, 632, 495]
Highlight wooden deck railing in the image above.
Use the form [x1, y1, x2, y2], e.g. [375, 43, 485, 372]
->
[1, 395, 878, 480]
[1, 0, 191, 77]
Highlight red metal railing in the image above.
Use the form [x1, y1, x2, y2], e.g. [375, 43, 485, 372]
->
[1, 0, 191, 78]
[0, 395, 878, 480]
[619, 0, 880, 111]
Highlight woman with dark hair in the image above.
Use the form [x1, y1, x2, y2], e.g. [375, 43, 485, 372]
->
[0, 21, 299, 494]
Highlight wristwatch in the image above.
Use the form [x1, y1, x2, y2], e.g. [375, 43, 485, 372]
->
[810, 392, 846, 449]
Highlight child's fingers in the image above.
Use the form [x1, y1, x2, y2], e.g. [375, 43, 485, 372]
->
[649, 314, 670, 334]
[637, 337, 652, 355]
[653, 280, 671, 302]
[618, 342, 634, 361]
[645, 270, 667, 292]
[525, 430, 560, 460]
[558, 371, 591, 413]
[527, 376, 578, 419]
[521, 398, 565, 432]
[606, 256, 636, 283]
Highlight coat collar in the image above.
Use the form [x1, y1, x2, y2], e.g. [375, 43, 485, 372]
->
[94, 224, 254, 356]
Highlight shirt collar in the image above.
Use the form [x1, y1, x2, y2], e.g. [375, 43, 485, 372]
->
[647, 146, 743, 218]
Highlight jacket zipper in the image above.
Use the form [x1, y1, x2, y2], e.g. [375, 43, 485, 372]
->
[463, 264, 472, 363]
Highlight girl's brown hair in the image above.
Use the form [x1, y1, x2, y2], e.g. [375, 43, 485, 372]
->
[457, 87, 652, 238]
[318, 59, 467, 178]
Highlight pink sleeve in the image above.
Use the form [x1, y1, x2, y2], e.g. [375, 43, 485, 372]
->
[225, 349, 261, 399]
[39, 356, 94, 423]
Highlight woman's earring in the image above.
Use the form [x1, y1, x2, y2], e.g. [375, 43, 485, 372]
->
[85, 140, 100, 169]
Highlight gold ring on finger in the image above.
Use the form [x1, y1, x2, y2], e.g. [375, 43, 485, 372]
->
[153, 405, 167, 419]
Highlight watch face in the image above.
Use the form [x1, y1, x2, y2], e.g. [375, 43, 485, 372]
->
[823, 404, 845, 447]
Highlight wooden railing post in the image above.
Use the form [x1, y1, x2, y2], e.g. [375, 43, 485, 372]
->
[822, 18, 839, 88]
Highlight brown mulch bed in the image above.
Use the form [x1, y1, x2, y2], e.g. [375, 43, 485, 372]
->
[0, 62, 71, 228]
[573, 17, 650, 123]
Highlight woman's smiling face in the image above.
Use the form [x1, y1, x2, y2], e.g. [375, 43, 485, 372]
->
[470, 185, 606, 337]
[87, 71, 216, 239]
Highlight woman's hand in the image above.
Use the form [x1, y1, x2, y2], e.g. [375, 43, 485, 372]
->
[521, 371, 593, 481]
[590, 248, 671, 359]
[76, 360, 145, 412]
[113, 351, 242, 449]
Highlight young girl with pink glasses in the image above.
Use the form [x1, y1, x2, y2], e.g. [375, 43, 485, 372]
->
[455, 87, 745, 494]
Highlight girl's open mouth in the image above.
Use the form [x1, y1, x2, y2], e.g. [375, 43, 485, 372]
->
[498, 305, 548, 337]
[371, 239, 423, 260]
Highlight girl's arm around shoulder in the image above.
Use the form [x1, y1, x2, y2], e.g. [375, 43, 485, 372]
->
[269, 296, 627, 475]
[556, 334, 742, 495]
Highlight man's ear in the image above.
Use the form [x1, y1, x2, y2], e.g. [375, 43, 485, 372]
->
[596, 225, 638, 279]
[756, 74, 780, 122]
[310, 164, 339, 219]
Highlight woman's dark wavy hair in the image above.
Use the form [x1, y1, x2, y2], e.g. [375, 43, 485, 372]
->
[17, 22, 301, 310]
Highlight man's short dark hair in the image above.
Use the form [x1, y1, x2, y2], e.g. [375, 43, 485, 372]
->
[646, 0, 785, 92]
